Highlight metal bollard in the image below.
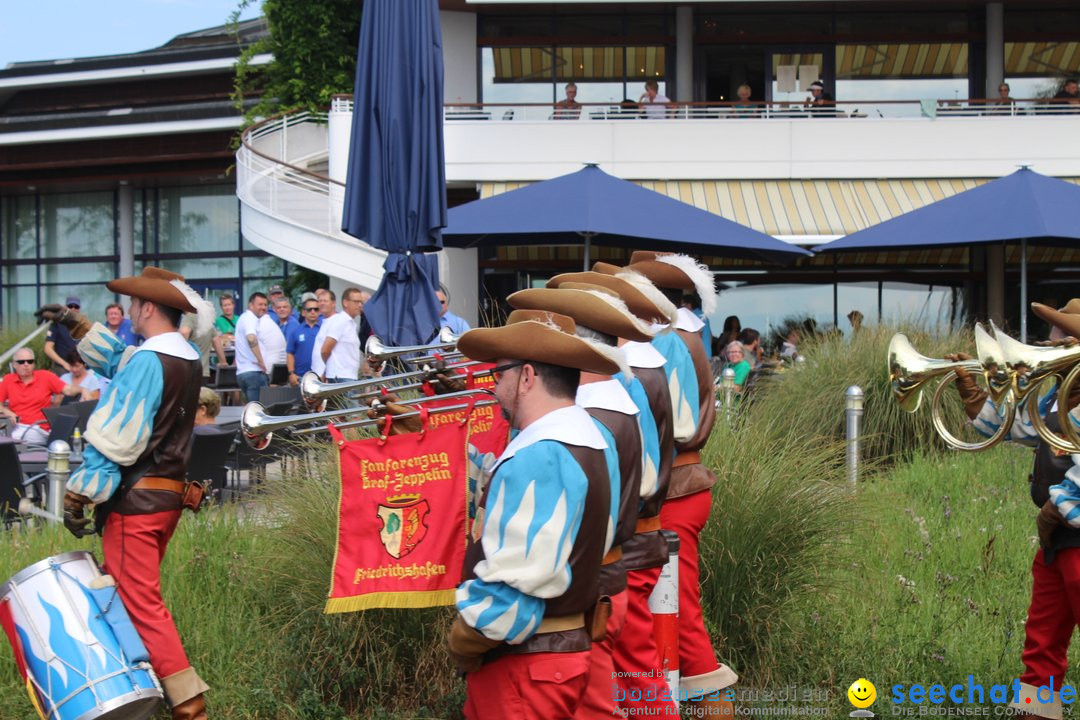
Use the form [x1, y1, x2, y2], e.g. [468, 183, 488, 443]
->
[46, 440, 72, 522]
[721, 367, 736, 415]
[845, 386, 864, 488]
[794, 354, 806, 368]
[650, 529, 681, 707]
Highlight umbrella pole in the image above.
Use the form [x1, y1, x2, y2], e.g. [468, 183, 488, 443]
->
[582, 233, 594, 271]
[1020, 237, 1028, 343]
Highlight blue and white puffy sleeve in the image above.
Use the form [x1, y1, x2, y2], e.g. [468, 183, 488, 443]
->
[456, 441, 589, 644]
[77, 323, 136, 381]
[651, 333, 699, 443]
[621, 372, 661, 499]
[67, 351, 164, 504]
[970, 388, 1056, 447]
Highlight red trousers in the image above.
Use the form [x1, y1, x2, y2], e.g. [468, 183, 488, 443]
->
[102, 510, 191, 679]
[465, 651, 590, 720]
[575, 590, 628, 718]
[1021, 547, 1080, 690]
[611, 567, 679, 717]
[659, 489, 720, 679]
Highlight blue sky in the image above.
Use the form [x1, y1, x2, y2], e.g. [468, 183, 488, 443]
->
[0, 0, 263, 68]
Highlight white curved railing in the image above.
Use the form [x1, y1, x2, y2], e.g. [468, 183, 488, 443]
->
[236, 111, 386, 289]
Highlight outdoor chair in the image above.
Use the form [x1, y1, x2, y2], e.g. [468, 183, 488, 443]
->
[259, 385, 302, 412]
[0, 438, 44, 527]
[188, 429, 237, 503]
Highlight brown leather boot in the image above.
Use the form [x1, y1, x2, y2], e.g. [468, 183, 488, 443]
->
[171, 694, 207, 720]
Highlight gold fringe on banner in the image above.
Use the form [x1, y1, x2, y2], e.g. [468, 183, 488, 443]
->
[324, 589, 457, 615]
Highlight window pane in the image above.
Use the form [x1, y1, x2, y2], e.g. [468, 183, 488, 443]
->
[3, 265, 35, 284]
[40, 191, 114, 259]
[158, 186, 239, 255]
[2, 196, 37, 261]
[835, 78, 970, 117]
[166, 257, 240, 280]
[134, 192, 145, 255]
[4, 286, 39, 330]
[481, 48, 555, 103]
[39, 284, 115, 321]
[243, 254, 284, 278]
[40, 262, 116, 285]
[836, 44, 968, 80]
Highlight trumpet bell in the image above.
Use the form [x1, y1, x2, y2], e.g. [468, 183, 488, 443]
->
[992, 321, 1080, 401]
[888, 333, 981, 413]
[241, 402, 274, 450]
[364, 328, 460, 362]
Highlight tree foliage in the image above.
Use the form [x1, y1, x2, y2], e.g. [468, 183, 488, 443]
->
[231, 0, 362, 122]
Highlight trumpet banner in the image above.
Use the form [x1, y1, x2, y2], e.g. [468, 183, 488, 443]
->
[325, 419, 471, 613]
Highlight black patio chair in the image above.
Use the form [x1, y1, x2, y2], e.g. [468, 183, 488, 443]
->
[188, 429, 238, 503]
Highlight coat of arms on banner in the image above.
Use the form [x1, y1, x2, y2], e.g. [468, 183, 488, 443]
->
[377, 494, 430, 559]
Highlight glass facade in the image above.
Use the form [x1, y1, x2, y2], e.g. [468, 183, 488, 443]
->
[0, 184, 288, 330]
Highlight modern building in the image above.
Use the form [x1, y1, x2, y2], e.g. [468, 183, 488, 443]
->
[237, 0, 1080, 339]
[4, 2, 1080, 340]
[0, 18, 286, 328]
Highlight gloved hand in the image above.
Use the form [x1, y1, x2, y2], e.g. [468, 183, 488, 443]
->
[944, 352, 987, 420]
[447, 615, 500, 673]
[366, 397, 423, 436]
[1035, 336, 1079, 348]
[429, 371, 466, 395]
[63, 492, 93, 538]
[1037, 499, 1067, 549]
[35, 304, 92, 340]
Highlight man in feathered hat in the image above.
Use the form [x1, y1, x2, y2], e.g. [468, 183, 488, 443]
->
[951, 300, 1080, 720]
[37, 267, 215, 720]
[543, 271, 681, 717]
[595, 251, 736, 714]
[448, 309, 621, 719]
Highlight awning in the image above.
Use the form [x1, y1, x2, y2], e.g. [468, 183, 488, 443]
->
[490, 46, 665, 83]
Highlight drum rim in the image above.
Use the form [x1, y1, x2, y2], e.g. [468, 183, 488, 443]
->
[76, 686, 163, 720]
[1, 550, 98, 597]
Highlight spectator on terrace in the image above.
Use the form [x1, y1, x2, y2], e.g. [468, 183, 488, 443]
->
[737, 328, 762, 369]
[273, 296, 299, 338]
[193, 387, 222, 430]
[553, 82, 582, 119]
[268, 284, 299, 321]
[682, 293, 712, 350]
[722, 340, 752, 394]
[287, 296, 322, 385]
[639, 80, 671, 119]
[714, 315, 741, 356]
[105, 303, 137, 346]
[437, 285, 471, 336]
[0, 348, 82, 443]
[44, 295, 82, 374]
[987, 83, 1016, 114]
[1053, 78, 1080, 112]
[806, 80, 836, 115]
[58, 349, 103, 403]
[732, 84, 761, 115]
[780, 328, 802, 360]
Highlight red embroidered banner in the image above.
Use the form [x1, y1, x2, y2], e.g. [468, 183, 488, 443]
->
[324, 417, 470, 613]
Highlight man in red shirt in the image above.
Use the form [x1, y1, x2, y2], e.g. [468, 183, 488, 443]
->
[0, 347, 80, 443]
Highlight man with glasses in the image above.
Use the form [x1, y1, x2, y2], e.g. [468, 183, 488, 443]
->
[320, 287, 364, 383]
[44, 295, 83, 375]
[0, 348, 82, 443]
[448, 309, 620, 719]
[436, 285, 471, 336]
[286, 299, 323, 385]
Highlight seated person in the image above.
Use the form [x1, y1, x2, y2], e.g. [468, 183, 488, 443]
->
[193, 387, 222, 432]
[58, 349, 103, 403]
[721, 341, 752, 393]
[553, 82, 582, 119]
[737, 328, 763, 369]
[732, 84, 762, 115]
[0, 348, 82, 443]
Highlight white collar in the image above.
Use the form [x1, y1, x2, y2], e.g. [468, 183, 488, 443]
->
[135, 331, 199, 361]
[621, 340, 666, 369]
[675, 307, 705, 333]
[496, 404, 606, 469]
[576, 378, 639, 415]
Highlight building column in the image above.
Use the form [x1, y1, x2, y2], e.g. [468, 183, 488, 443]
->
[675, 6, 693, 102]
[117, 182, 134, 279]
[985, 2, 1004, 97]
[986, 244, 1005, 326]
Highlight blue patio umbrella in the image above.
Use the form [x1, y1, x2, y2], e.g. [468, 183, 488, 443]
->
[814, 168, 1080, 340]
[443, 165, 811, 267]
[341, 0, 446, 347]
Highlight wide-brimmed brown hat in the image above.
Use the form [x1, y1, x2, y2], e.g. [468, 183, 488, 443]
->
[625, 250, 717, 315]
[547, 271, 671, 325]
[508, 286, 654, 342]
[1032, 299, 1080, 339]
[107, 267, 197, 314]
[458, 309, 620, 375]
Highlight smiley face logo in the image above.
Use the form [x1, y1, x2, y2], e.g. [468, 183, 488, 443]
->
[848, 678, 877, 709]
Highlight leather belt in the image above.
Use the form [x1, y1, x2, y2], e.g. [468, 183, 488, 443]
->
[536, 613, 585, 634]
[635, 516, 662, 533]
[602, 546, 622, 565]
[132, 477, 187, 494]
[673, 450, 701, 467]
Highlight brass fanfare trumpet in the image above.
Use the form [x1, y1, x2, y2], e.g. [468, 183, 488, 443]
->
[888, 325, 1016, 451]
[364, 326, 462, 363]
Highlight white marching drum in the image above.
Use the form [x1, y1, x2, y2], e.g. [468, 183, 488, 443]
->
[0, 551, 163, 720]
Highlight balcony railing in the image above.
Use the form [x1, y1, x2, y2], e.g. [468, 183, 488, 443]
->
[332, 95, 1080, 122]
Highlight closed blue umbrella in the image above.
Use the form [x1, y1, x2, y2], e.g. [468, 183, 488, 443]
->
[341, 0, 446, 347]
[815, 168, 1080, 340]
[443, 165, 811, 266]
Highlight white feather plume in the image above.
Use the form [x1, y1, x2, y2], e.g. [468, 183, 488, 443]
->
[170, 279, 215, 340]
[612, 269, 678, 324]
[654, 254, 718, 316]
[578, 289, 658, 339]
[579, 336, 632, 378]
